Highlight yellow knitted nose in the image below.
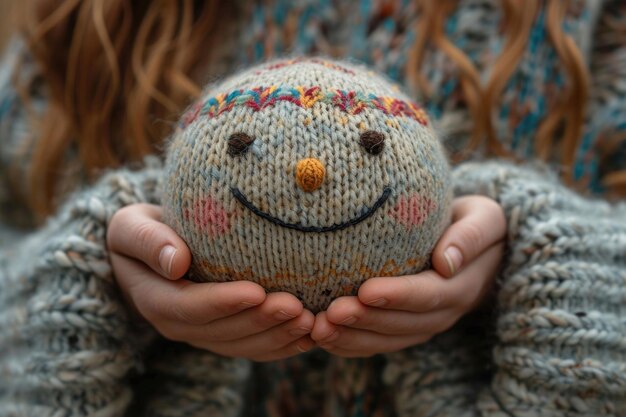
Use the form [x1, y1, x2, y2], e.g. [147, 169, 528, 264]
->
[295, 158, 325, 192]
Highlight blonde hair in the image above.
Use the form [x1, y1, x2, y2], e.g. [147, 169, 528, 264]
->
[16, 0, 625, 219]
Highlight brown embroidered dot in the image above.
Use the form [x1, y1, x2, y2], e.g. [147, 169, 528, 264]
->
[227, 133, 255, 155]
[360, 130, 385, 155]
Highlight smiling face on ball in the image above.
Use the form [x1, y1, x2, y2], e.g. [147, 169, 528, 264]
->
[163, 59, 452, 312]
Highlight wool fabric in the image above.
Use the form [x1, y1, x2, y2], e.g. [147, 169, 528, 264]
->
[2, 158, 624, 417]
[162, 58, 452, 312]
[1, 1, 626, 415]
[382, 161, 626, 417]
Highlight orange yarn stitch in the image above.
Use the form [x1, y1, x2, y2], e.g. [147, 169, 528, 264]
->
[295, 158, 325, 192]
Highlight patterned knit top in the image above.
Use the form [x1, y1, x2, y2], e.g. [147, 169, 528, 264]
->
[1, 0, 626, 231]
[233, 0, 626, 193]
[0, 2, 625, 417]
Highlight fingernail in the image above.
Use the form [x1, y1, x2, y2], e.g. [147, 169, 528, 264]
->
[274, 310, 296, 321]
[338, 316, 357, 325]
[365, 298, 388, 307]
[159, 245, 177, 276]
[444, 246, 463, 275]
[289, 327, 311, 337]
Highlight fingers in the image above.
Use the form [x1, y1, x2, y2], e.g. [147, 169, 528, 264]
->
[249, 337, 317, 362]
[310, 311, 337, 344]
[309, 196, 505, 358]
[357, 242, 504, 313]
[107, 203, 191, 279]
[112, 253, 267, 325]
[107, 204, 320, 362]
[325, 297, 458, 335]
[318, 329, 431, 355]
[432, 196, 506, 277]
[200, 310, 316, 360]
[449, 242, 504, 311]
[311, 312, 432, 356]
[169, 292, 305, 341]
[109, 253, 157, 321]
[113, 253, 315, 361]
[161, 294, 315, 362]
[162, 280, 270, 326]
[357, 272, 450, 313]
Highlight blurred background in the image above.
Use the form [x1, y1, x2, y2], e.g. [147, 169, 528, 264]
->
[0, 0, 17, 52]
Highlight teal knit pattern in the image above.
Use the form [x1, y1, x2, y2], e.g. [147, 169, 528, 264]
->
[239, 0, 625, 194]
[1, 1, 626, 416]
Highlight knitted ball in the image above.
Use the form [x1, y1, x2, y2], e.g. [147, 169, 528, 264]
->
[162, 58, 452, 313]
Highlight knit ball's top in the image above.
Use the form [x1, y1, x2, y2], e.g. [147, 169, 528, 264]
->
[163, 58, 452, 312]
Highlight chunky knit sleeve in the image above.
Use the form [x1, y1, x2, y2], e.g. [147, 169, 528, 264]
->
[452, 160, 626, 416]
[0, 161, 162, 416]
[0, 158, 251, 417]
[585, 0, 626, 194]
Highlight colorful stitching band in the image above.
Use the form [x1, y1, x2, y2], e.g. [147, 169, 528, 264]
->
[180, 86, 429, 128]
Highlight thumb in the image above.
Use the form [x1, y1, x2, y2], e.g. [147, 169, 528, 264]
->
[107, 203, 192, 280]
[432, 196, 506, 278]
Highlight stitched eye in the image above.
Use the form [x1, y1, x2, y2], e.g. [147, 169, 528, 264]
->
[359, 130, 385, 155]
[227, 133, 255, 156]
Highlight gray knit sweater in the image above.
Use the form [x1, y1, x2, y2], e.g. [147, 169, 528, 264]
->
[1, 157, 624, 416]
[0, 159, 252, 416]
[387, 161, 626, 417]
[2, 0, 626, 415]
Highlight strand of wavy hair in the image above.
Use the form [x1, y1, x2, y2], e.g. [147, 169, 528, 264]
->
[538, 0, 589, 186]
[406, 0, 596, 192]
[483, 0, 538, 158]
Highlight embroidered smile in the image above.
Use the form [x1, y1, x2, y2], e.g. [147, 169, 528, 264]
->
[231, 187, 392, 233]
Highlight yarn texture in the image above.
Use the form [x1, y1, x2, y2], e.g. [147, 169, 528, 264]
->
[0, 159, 251, 417]
[295, 158, 325, 192]
[384, 161, 626, 417]
[1, 0, 626, 414]
[1, 157, 624, 417]
[162, 58, 452, 313]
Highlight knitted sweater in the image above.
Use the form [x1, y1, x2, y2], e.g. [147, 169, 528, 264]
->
[1, 1, 625, 416]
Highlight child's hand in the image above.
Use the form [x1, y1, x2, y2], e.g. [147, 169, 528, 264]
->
[311, 196, 506, 357]
[107, 204, 315, 362]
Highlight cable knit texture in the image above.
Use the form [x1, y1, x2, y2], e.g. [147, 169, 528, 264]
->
[0, 159, 250, 417]
[2, 156, 624, 416]
[384, 161, 626, 417]
[1, 0, 626, 416]
[456, 162, 626, 416]
[162, 58, 452, 313]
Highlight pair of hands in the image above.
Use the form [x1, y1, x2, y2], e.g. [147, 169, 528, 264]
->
[106, 196, 506, 362]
